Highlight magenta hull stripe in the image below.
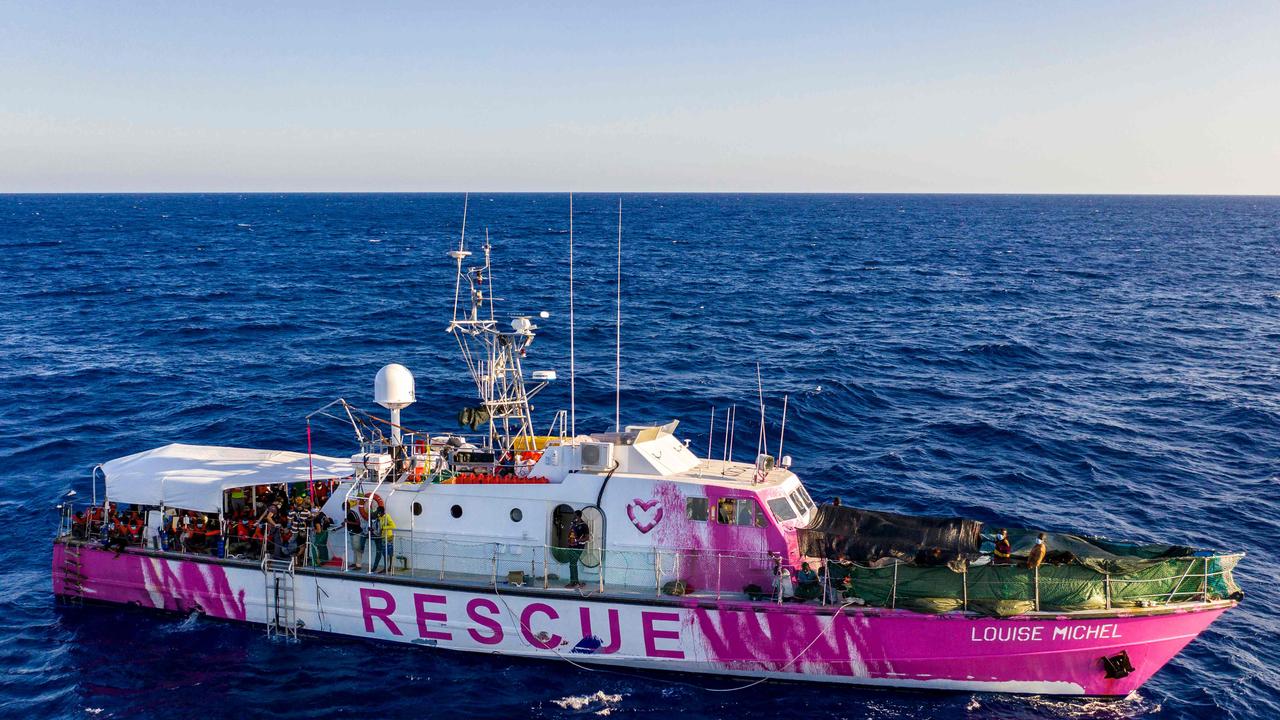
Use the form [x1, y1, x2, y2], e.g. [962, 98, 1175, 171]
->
[54, 544, 1228, 696]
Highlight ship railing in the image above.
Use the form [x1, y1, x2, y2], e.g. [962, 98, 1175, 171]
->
[327, 529, 780, 599]
[822, 552, 1245, 612]
[51, 502, 1245, 612]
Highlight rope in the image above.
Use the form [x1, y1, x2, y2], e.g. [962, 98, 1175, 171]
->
[491, 580, 855, 693]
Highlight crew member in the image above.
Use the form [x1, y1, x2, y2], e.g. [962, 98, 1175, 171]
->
[993, 529, 1013, 565]
[566, 510, 590, 589]
[1026, 533, 1047, 569]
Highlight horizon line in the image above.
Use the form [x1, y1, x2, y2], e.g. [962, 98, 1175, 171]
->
[2, 190, 1279, 198]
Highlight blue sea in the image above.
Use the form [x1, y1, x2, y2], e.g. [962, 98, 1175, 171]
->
[1, 194, 1277, 719]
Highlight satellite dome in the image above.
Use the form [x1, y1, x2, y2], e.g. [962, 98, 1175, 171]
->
[374, 363, 416, 410]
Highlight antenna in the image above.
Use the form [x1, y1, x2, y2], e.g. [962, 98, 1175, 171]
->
[568, 193, 576, 437]
[706, 405, 716, 462]
[778, 393, 790, 460]
[451, 193, 470, 320]
[615, 197, 623, 433]
[755, 363, 768, 457]
[721, 406, 730, 463]
[484, 228, 495, 323]
[727, 403, 737, 464]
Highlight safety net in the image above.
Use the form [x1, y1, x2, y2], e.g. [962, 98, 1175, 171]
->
[803, 505, 1243, 616]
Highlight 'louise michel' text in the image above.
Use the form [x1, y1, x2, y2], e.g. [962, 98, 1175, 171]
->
[971, 623, 1123, 643]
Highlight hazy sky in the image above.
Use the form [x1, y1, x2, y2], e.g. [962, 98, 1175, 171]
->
[2, 2, 1278, 193]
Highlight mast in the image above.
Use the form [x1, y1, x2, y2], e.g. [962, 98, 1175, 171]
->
[615, 197, 622, 433]
[445, 225, 545, 456]
[568, 193, 576, 437]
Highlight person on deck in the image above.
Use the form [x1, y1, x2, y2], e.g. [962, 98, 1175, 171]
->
[716, 499, 734, 525]
[228, 519, 252, 557]
[1026, 533, 1047, 569]
[825, 554, 854, 601]
[772, 558, 795, 600]
[369, 507, 392, 573]
[204, 516, 221, 556]
[566, 510, 590, 588]
[345, 500, 366, 570]
[250, 519, 265, 559]
[795, 562, 821, 600]
[372, 508, 396, 573]
[288, 497, 309, 563]
[993, 529, 1013, 565]
[187, 515, 208, 554]
[308, 510, 332, 566]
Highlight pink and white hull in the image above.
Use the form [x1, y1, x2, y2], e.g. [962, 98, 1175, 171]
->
[54, 542, 1231, 697]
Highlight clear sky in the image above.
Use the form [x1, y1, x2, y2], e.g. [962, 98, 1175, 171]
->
[2, 1, 1278, 194]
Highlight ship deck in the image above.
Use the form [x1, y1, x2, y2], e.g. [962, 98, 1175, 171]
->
[56, 538, 1239, 619]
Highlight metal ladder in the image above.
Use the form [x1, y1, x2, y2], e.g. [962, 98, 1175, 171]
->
[60, 542, 85, 605]
[263, 557, 298, 640]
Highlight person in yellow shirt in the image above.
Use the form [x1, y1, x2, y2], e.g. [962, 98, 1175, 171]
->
[370, 507, 397, 574]
[382, 510, 397, 567]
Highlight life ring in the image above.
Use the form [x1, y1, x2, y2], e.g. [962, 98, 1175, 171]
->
[358, 493, 385, 518]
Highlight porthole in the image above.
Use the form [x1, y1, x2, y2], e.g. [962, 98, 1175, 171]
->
[412, 502, 423, 517]
[451, 504, 463, 519]
[510, 508, 523, 522]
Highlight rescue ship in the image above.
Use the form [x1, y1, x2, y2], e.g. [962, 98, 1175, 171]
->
[52, 211, 1243, 697]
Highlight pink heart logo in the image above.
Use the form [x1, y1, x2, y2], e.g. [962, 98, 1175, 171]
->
[627, 498, 664, 534]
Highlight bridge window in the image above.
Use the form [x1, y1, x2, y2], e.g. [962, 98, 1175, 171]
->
[716, 498, 766, 527]
[767, 496, 797, 522]
[789, 487, 815, 514]
[685, 497, 708, 521]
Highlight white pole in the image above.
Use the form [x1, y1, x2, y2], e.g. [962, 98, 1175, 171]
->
[755, 363, 768, 457]
[721, 407, 730, 463]
[778, 394, 789, 460]
[451, 193, 469, 320]
[727, 404, 736, 462]
[707, 406, 715, 462]
[615, 197, 622, 433]
[568, 193, 576, 437]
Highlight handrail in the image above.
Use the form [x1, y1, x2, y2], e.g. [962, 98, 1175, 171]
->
[53, 500, 1245, 611]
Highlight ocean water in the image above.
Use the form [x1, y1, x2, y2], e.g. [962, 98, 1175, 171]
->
[1, 193, 1277, 719]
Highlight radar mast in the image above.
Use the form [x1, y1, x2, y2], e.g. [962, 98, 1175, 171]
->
[445, 232, 550, 456]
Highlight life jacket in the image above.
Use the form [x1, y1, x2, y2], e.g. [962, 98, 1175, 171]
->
[994, 538, 1012, 557]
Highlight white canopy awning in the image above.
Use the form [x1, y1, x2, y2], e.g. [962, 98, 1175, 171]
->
[102, 443, 352, 513]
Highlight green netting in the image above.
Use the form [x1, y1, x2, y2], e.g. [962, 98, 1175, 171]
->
[832, 555, 1239, 616]
[1004, 529, 1195, 574]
